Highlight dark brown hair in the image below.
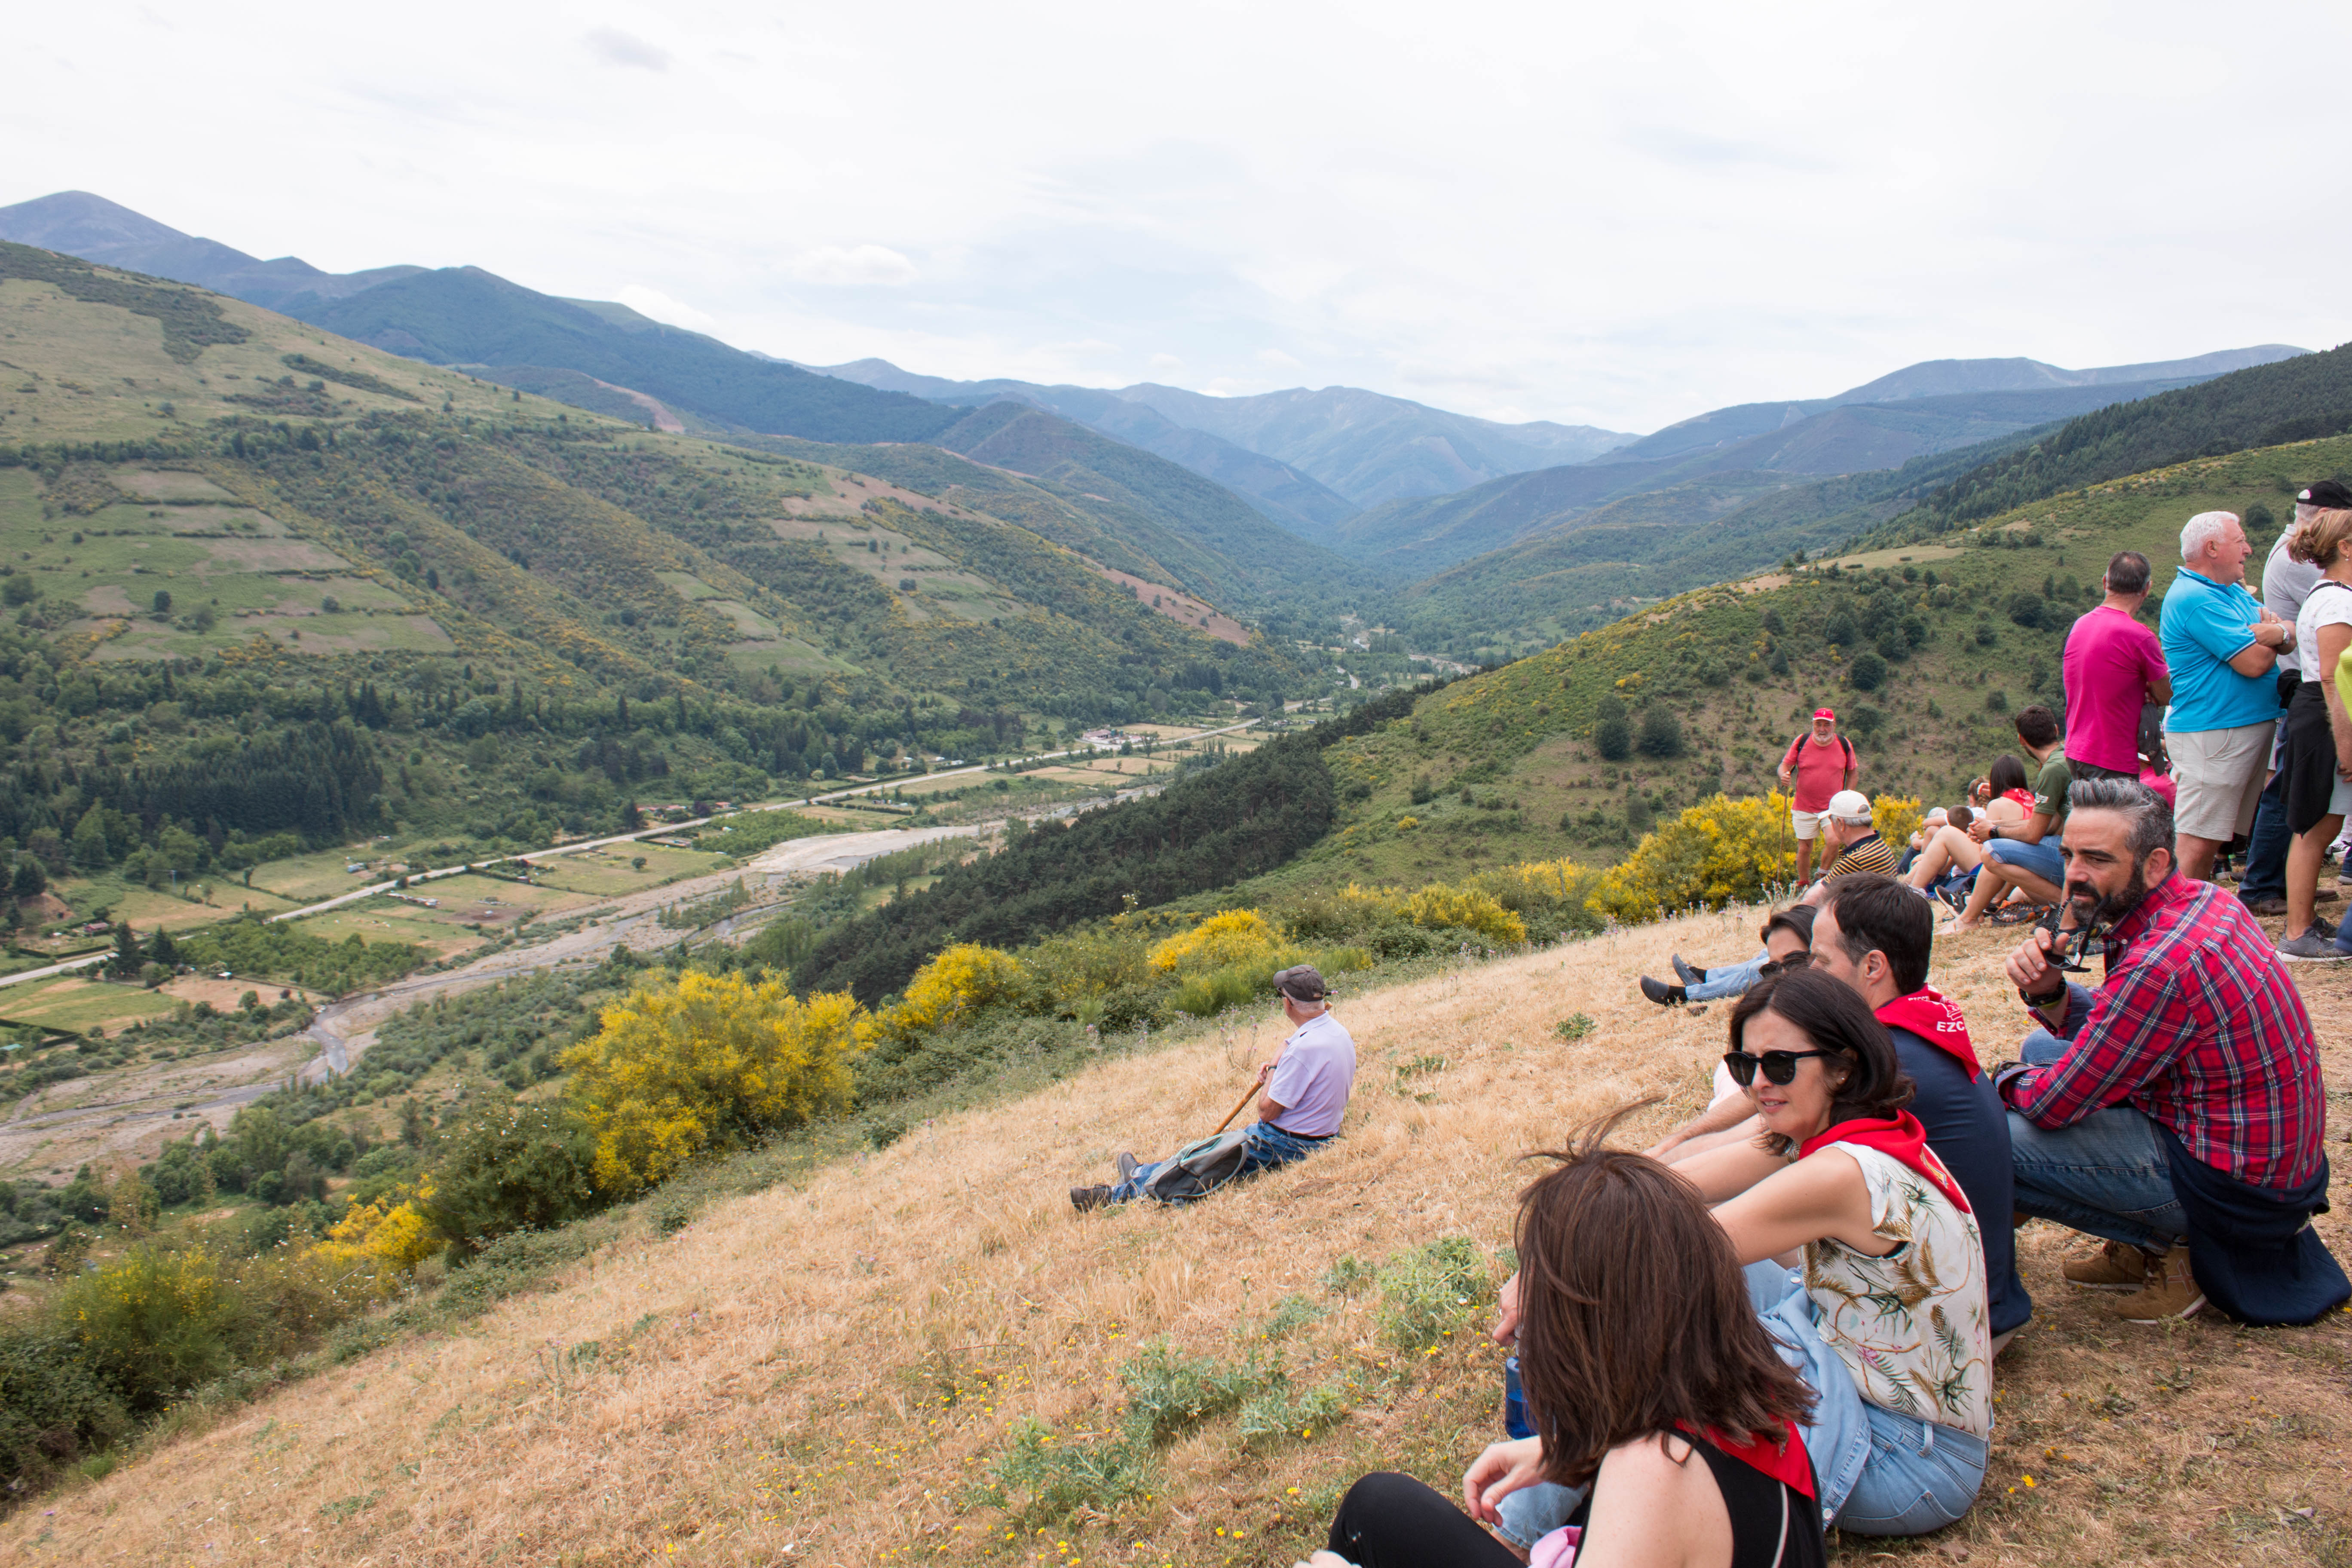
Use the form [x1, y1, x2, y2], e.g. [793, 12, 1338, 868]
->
[1727, 968, 1914, 1155]
[1822, 872, 1932, 994]
[1759, 903, 1816, 947]
[1514, 1103, 1814, 1488]
[2014, 704, 2060, 750]
[1988, 753, 2029, 798]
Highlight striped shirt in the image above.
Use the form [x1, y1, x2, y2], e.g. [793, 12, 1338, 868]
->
[2000, 874, 2324, 1189]
[1820, 832, 1901, 882]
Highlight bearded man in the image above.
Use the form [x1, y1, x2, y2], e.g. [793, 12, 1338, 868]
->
[1997, 777, 2344, 1326]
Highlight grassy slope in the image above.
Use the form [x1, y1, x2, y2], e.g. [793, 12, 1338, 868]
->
[19, 907, 2347, 1567]
[1250, 430, 2352, 898]
[0, 246, 1311, 711]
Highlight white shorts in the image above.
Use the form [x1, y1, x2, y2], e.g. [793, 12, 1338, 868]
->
[2168, 720, 2272, 842]
[1790, 808, 1825, 841]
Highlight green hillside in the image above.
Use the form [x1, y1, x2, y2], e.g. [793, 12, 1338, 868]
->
[284, 265, 962, 444]
[1862, 340, 2352, 546]
[0, 242, 1324, 895]
[1250, 431, 2352, 895]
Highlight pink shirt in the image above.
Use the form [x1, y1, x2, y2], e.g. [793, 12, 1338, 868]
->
[1782, 732, 1853, 812]
[2063, 605, 2167, 774]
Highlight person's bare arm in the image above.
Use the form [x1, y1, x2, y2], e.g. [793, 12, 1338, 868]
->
[1711, 1149, 1891, 1265]
[1645, 1094, 1754, 1160]
[1672, 1130, 1787, 1205]
[2146, 674, 2173, 704]
[1573, 1436, 1733, 1568]
[2226, 642, 2279, 677]
[1660, 1115, 1763, 1167]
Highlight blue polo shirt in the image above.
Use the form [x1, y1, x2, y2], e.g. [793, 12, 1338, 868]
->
[2159, 567, 2276, 733]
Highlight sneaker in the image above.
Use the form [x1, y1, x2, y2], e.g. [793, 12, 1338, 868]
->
[2240, 893, 2288, 917]
[1069, 1185, 1114, 1213]
[2109, 1244, 2205, 1322]
[1670, 954, 1706, 986]
[2277, 931, 2351, 962]
[1115, 1152, 1141, 1182]
[1639, 976, 1688, 1007]
[1936, 882, 1972, 914]
[2317, 913, 2340, 940]
[2063, 1239, 2157, 1292]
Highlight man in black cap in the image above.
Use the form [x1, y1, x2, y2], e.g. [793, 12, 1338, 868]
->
[1072, 964, 1357, 1210]
[2239, 477, 2352, 920]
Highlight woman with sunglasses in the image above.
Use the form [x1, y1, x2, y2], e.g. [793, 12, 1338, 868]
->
[1676, 967, 1991, 1535]
[1308, 1110, 1825, 1568]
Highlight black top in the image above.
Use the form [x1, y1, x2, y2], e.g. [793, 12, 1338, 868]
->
[1567, 1439, 1825, 1568]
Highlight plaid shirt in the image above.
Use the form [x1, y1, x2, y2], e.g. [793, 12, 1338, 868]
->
[2000, 873, 2325, 1189]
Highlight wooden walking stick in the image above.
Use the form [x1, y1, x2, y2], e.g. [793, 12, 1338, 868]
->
[1210, 1075, 1263, 1136]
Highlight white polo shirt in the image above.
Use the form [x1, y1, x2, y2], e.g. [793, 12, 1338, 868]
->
[1265, 1011, 1356, 1138]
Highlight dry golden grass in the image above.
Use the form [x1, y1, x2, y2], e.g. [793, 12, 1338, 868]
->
[11, 906, 2349, 1568]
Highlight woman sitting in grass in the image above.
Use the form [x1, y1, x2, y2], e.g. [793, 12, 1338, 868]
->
[1676, 968, 1990, 1535]
[1303, 1109, 1826, 1568]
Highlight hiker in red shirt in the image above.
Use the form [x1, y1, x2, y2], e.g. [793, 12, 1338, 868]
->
[1778, 709, 1859, 885]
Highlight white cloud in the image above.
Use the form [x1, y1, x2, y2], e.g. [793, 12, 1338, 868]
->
[615, 285, 715, 330]
[583, 27, 668, 71]
[787, 245, 917, 288]
[6, 0, 2346, 431]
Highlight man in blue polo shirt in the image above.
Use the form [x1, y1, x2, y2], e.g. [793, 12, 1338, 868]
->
[2160, 510, 2297, 881]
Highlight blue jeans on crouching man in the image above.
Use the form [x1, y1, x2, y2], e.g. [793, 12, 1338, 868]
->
[1104, 1120, 1329, 1204]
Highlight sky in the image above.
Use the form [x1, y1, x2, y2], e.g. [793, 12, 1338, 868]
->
[9, 1, 2349, 433]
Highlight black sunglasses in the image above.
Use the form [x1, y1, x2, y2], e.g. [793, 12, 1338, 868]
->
[1721, 1048, 1840, 1087]
[1756, 952, 1815, 977]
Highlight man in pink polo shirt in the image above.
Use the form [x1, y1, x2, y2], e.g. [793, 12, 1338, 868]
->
[1778, 707, 1858, 885]
[2063, 551, 2171, 782]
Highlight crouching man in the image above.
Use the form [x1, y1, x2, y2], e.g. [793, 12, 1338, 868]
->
[1072, 965, 1355, 1211]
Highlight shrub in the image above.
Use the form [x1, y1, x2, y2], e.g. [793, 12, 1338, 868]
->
[1147, 910, 1278, 974]
[2007, 592, 2047, 629]
[1399, 885, 1526, 946]
[1636, 705, 1684, 757]
[879, 942, 1028, 1035]
[413, 1101, 600, 1246]
[563, 973, 867, 1191]
[1589, 792, 1792, 923]
[312, 1180, 441, 1272]
[0, 1323, 130, 1488]
[1592, 707, 1632, 761]
[1847, 652, 1886, 692]
[1985, 689, 2010, 713]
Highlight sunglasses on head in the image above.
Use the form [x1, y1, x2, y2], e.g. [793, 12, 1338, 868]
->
[1721, 1047, 1840, 1087]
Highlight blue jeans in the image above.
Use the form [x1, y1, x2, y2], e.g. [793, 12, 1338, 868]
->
[1984, 835, 2065, 891]
[2019, 982, 2095, 1066]
[2239, 767, 2291, 904]
[1687, 949, 1768, 1002]
[1494, 1262, 1878, 1546]
[1836, 1403, 1991, 1535]
[1105, 1120, 1327, 1204]
[2007, 1100, 2186, 1253]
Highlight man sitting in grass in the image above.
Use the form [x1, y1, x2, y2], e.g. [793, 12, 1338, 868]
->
[1943, 704, 2072, 931]
[1796, 790, 1899, 905]
[1071, 965, 1355, 1211]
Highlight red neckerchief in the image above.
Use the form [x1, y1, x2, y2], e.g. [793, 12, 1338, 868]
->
[1874, 986, 1979, 1077]
[1799, 1110, 1972, 1216]
[2001, 788, 2034, 808]
[1674, 1418, 1817, 1501]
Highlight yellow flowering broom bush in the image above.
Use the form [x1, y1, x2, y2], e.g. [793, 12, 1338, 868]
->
[1147, 910, 1281, 973]
[880, 942, 1031, 1038]
[564, 972, 868, 1192]
[1589, 791, 1793, 925]
[312, 1176, 443, 1274]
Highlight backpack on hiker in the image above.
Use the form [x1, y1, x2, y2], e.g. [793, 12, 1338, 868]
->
[1137, 1127, 1252, 1204]
[1781, 733, 1856, 775]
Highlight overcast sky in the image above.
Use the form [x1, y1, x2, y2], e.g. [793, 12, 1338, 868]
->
[11, 2, 2347, 432]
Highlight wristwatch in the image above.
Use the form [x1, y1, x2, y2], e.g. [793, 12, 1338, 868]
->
[2020, 981, 2067, 1009]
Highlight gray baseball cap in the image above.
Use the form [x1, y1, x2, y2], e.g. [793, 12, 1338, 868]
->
[1272, 964, 1329, 1001]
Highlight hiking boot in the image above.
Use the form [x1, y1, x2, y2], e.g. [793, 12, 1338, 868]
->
[2240, 893, 2288, 917]
[1670, 954, 1706, 986]
[2277, 931, 2351, 962]
[2109, 1244, 2205, 1322]
[1639, 976, 1687, 1007]
[2063, 1239, 2157, 1292]
[1069, 1185, 1114, 1213]
[1115, 1152, 1141, 1182]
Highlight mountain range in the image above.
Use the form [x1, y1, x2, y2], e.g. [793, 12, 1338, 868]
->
[0, 188, 2314, 653]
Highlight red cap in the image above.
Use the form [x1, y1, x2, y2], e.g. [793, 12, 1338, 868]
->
[1813, 707, 1836, 721]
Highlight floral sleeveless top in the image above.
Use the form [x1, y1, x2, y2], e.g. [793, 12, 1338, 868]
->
[1804, 1142, 1992, 1437]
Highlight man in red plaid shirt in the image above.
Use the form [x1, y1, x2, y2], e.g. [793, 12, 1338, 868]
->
[1997, 776, 2340, 1326]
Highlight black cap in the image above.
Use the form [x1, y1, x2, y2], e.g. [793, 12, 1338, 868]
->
[2296, 479, 2352, 508]
[1272, 964, 1329, 1001]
